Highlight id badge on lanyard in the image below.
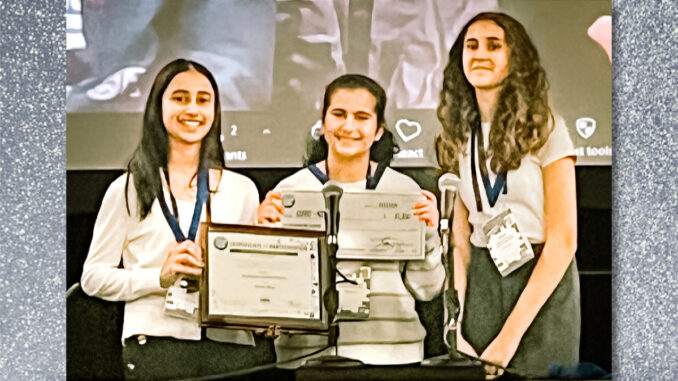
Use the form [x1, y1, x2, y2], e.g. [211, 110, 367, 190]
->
[336, 266, 372, 320]
[471, 128, 533, 277]
[159, 167, 209, 320]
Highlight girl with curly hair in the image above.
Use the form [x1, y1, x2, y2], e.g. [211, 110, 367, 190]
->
[436, 13, 579, 378]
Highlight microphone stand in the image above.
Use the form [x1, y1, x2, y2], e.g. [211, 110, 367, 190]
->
[321, 182, 342, 352]
[421, 175, 483, 377]
[324, 210, 339, 351]
[303, 182, 362, 367]
[423, 230, 487, 378]
[437, 174, 466, 361]
[440, 219, 466, 361]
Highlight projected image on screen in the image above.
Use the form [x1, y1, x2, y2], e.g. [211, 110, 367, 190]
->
[66, 0, 276, 112]
[66, 0, 611, 169]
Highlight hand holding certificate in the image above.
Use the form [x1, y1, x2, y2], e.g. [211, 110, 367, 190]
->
[280, 189, 426, 260]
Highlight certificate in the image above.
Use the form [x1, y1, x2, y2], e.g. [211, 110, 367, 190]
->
[280, 190, 425, 260]
[199, 224, 330, 331]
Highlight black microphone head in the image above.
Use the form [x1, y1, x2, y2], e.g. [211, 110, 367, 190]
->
[322, 181, 343, 241]
[438, 173, 461, 193]
[438, 173, 460, 225]
[322, 180, 343, 200]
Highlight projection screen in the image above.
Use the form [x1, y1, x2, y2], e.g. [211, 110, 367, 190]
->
[67, 0, 611, 169]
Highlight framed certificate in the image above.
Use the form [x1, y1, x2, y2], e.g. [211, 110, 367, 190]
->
[199, 223, 331, 332]
[280, 189, 426, 260]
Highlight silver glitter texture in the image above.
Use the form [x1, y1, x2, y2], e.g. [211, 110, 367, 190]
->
[0, 0, 676, 379]
[0, 0, 65, 380]
[612, 0, 678, 380]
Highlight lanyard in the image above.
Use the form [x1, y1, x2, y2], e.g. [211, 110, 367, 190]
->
[158, 167, 209, 242]
[308, 161, 386, 190]
[470, 126, 507, 212]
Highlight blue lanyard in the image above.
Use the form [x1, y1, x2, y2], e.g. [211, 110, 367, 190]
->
[158, 167, 209, 242]
[308, 161, 386, 190]
[470, 127, 507, 212]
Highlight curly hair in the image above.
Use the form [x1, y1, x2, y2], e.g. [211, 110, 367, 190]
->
[304, 74, 399, 166]
[125, 59, 225, 219]
[435, 12, 553, 174]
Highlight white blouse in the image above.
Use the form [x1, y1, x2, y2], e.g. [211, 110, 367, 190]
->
[80, 169, 259, 341]
[457, 115, 576, 247]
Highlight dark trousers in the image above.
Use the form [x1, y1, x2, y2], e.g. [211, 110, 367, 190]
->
[122, 335, 276, 380]
[461, 245, 581, 378]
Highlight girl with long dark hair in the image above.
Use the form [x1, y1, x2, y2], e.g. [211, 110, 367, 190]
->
[81, 59, 274, 379]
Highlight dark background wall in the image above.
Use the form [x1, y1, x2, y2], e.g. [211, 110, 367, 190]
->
[67, 165, 611, 372]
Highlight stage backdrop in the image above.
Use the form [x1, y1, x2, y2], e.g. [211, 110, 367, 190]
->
[66, 0, 611, 169]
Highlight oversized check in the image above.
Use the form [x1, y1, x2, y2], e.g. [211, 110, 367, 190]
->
[280, 190, 425, 260]
[206, 230, 321, 320]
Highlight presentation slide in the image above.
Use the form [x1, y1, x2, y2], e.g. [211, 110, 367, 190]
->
[66, 0, 611, 169]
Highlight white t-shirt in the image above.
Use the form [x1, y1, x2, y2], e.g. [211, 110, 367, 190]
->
[457, 115, 576, 247]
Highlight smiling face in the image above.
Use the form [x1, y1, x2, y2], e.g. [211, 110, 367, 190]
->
[322, 88, 384, 161]
[462, 20, 511, 90]
[162, 70, 215, 145]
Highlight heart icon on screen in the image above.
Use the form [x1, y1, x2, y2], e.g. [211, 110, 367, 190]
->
[575, 117, 596, 139]
[395, 119, 422, 143]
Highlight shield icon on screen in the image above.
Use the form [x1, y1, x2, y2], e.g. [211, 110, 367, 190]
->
[575, 117, 596, 139]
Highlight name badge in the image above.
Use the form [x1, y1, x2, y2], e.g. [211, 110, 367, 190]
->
[482, 209, 534, 277]
[164, 279, 200, 320]
[336, 266, 371, 320]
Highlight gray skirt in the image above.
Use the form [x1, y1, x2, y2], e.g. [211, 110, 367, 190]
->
[461, 245, 580, 378]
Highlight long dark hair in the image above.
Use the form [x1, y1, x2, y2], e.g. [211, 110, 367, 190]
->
[436, 12, 553, 174]
[304, 74, 399, 166]
[125, 59, 224, 219]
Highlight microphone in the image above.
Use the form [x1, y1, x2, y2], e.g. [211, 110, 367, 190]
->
[322, 181, 343, 245]
[437, 173, 465, 359]
[321, 181, 343, 350]
[438, 173, 460, 234]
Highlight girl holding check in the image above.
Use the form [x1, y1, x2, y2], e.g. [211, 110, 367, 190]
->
[258, 74, 445, 366]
